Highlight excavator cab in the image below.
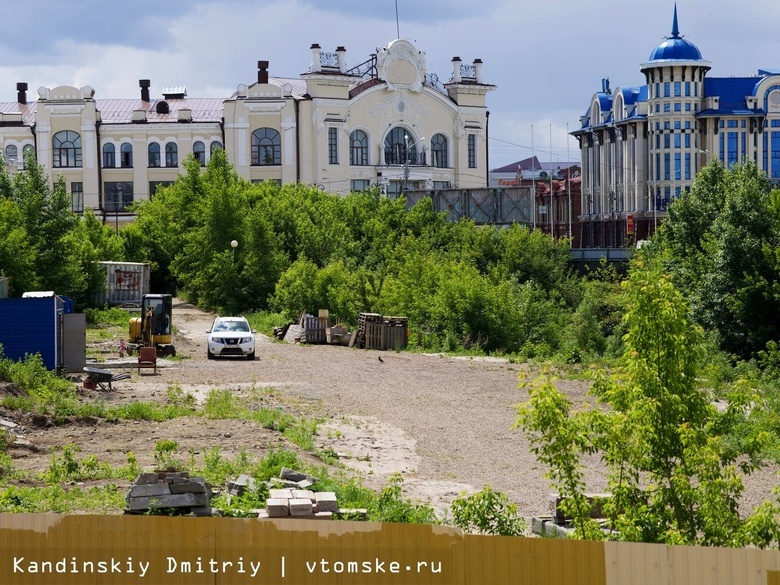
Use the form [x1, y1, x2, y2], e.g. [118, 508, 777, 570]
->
[128, 294, 176, 357]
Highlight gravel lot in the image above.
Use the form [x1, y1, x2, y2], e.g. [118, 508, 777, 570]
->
[4, 298, 779, 522]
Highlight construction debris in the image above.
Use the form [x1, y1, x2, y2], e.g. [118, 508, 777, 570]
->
[125, 472, 216, 516]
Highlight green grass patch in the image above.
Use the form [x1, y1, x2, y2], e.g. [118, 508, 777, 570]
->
[0, 484, 125, 513]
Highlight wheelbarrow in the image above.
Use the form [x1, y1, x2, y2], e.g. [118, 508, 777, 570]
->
[83, 366, 131, 391]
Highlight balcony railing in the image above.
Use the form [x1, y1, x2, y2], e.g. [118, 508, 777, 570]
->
[384, 149, 426, 166]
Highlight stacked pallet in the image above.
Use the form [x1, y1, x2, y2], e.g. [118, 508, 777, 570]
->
[355, 313, 408, 350]
[125, 472, 214, 516]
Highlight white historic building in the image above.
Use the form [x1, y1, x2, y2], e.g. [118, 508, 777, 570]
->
[0, 39, 493, 224]
[573, 6, 780, 247]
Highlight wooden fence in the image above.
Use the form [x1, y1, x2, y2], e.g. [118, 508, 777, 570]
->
[2, 515, 780, 584]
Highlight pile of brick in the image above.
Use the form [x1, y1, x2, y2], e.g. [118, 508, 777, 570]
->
[125, 472, 215, 516]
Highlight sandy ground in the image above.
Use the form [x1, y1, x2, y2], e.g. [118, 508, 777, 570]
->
[2, 299, 779, 522]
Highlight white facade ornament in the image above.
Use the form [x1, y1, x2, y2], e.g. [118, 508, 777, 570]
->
[454, 116, 464, 139]
[368, 91, 430, 127]
[376, 39, 426, 92]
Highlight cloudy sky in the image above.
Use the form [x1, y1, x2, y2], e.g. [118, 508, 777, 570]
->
[2, 0, 778, 169]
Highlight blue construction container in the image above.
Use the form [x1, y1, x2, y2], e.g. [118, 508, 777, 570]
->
[0, 294, 71, 370]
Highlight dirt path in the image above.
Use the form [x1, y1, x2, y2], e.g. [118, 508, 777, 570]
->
[4, 299, 779, 521]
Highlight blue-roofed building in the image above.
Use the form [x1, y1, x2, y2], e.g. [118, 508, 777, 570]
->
[572, 4, 780, 248]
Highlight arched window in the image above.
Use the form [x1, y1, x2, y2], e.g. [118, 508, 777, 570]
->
[193, 141, 206, 166]
[22, 144, 35, 168]
[210, 141, 222, 155]
[384, 127, 422, 165]
[251, 128, 281, 165]
[4, 144, 18, 163]
[148, 143, 161, 167]
[120, 143, 133, 168]
[431, 134, 448, 168]
[52, 131, 82, 168]
[350, 130, 369, 166]
[102, 143, 115, 168]
[165, 143, 178, 167]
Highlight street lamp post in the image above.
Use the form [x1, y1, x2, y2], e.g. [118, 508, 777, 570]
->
[230, 239, 238, 262]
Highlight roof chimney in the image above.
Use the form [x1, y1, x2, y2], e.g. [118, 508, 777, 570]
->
[257, 60, 269, 84]
[16, 82, 28, 104]
[139, 79, 151, 102]
[336, 46, 347, 73]
[451, 57, 462, 83]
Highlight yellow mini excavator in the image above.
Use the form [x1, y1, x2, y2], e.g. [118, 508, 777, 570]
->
[127, 294, 176, 357]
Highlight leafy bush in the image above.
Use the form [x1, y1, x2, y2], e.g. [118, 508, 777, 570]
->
[449, 486, 526, 536]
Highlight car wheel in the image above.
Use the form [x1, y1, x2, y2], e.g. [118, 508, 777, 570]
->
[247, 351, 255, 361]
[207, 348, 214, 360]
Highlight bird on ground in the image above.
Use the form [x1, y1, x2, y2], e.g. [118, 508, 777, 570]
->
[378, 356, 385, 363]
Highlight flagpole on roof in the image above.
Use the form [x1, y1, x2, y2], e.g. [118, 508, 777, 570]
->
[395, 0, 400, 39]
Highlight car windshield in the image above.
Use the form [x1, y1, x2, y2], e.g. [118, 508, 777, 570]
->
[213, 320, 250, 332]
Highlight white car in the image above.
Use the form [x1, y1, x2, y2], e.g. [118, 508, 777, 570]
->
[206, 316, 256, 360]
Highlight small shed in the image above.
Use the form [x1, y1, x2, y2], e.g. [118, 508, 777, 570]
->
[0, 293, 85, 373]
[93, 261, 151, 306]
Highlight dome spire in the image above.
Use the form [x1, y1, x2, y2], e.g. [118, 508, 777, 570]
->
[671, 3, 680, 39]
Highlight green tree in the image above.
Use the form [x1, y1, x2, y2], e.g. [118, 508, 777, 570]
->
[651, 159, 780, 359]
[516, 262, 778, 546]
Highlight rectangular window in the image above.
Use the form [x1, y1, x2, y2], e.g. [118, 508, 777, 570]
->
[664, 134, 670, 149]
[742, 132, 746, 160]
[148, 150, 161, 168]
[685, 153, 691, 179]
[674, 82, 681, 96]
[674, 152, 681, 180]
[772, 131, 780, 178]
[655, 104, 660, 113]
[727, 132, 738, 167]
[120, 148, 133, 168]
[70, 182, 83, 213]
[664, 82, 671, 97]
[350, 179, 371, 192]
[655, 83, 660, 98]
[149, 181, 174, 198]
[719, 132, 725, 164]
[674, 102, 681, 112]
[727, 120, 738, 128]
[104, 181, 134, 212]
[328, 127, 338, 164]
[656, 153, 661, 181]
[685, 82, 691, 96]
[674, 134, 681, 149]
[685, 134, 691, 148]
[685, 103, 691, 111]
[664, 153, 670, 180]
[656, 135, 660, 149]
[103, 149, 115, 168]
[664, 103, 671, 112]
[467, 134, 477, 168]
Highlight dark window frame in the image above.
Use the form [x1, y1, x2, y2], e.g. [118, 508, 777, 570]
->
[193, 141, 206, 166]
[328, 127, 339, 164]
[467, 134, 477, 168]
[350, 130, 369, 166]
[120, 143, 133, 168]
[102, 143, 116, 168]
[431, 133, 448, 168]
[104, 181, 134, 212]
[251, 128, 281, 166]
[148, 143, 161, 168]
[52, 130, 82, 168]
[165, 142, 178, 167]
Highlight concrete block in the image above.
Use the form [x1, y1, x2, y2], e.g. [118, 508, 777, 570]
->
[314, 492, 338, 513]
[314, 511, 333, 520]
[297, 479, 314, 489]
[291, 489, 315, 501]
[289, 498, 314, 516]
[269, 489, 294, 500]
[134, 473, 162, 485]
[128, 483, 172, 498]
[169, 480, 208, 495]
[256, 509, 270, 519]
[127, 492, 208, 511]
[266, 498, 290, 517]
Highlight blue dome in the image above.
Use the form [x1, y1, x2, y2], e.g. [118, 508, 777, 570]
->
[648, 37, 702, 61]
[647, 5, 704, 62]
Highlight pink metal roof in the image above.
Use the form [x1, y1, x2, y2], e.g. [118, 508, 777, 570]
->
[0, 102, 37, 125]
[96, 97, 225, 124]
